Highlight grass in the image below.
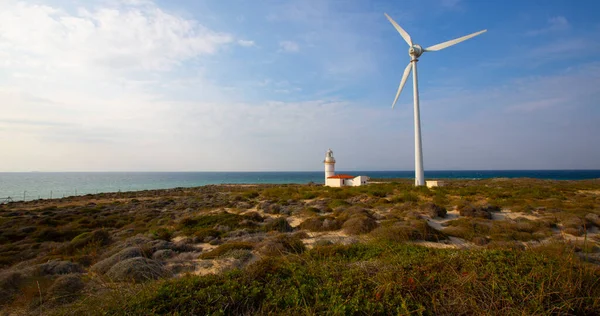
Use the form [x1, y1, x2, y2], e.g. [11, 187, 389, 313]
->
[62, 241, 600, 315]
[0, 178, 599, 314]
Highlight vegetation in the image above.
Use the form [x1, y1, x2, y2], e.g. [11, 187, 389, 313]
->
[0, 179, 598, 314]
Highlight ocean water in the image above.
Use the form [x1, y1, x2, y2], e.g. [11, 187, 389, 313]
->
[0, 170, 599, 201]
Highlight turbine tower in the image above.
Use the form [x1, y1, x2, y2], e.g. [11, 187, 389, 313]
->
[384, 13, 486, 186]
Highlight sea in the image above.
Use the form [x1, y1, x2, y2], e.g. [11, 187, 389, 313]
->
[1, 170, 599, 202]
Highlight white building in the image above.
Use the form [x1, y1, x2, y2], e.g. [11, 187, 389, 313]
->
[426, 180, 445, 188]
[323, 149, 369, 187]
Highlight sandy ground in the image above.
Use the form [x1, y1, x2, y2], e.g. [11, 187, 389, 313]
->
[491, 210, 539, 221]
[427, 210, 460, 231]
[559, 226, 600, 242]
[303, 230, 356, 249]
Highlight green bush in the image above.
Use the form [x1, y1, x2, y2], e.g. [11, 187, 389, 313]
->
[151, 228, 173, 241]
[199, 242, 254, 260]
[88, 242, 600, 315]
[299, 217, 341, 232]
[342, 216, 378, 235]
[263, 218, 293, 233]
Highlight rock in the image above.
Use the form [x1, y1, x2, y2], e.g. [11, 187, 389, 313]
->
[91, 247, 143, 274]
[47, 274, 85, 304]
[35, 261, 83, 276]
[105, 257, 170, 283]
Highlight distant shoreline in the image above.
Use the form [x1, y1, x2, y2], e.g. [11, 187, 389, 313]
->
[1, 171, 599, 203]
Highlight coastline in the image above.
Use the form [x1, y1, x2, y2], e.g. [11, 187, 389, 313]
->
[2, 170, 600, 202]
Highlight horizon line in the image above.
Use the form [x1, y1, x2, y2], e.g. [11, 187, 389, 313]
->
[2, 169, 600, 173]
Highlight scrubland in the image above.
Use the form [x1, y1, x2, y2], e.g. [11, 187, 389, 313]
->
[1, 178, 599, 315]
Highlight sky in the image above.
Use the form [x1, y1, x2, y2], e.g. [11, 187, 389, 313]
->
[1, 0, 599, 172]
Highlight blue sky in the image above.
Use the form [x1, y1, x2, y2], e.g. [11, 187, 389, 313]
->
[1, 0, 599, 171]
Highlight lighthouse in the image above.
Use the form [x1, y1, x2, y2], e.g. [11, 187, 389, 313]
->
[323, 148, 336, 182]
[323, 148, 370, 187]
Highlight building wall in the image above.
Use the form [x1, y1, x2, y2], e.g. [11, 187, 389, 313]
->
[350, 176, 369, 186]
[426, 180, 445, 188]
[325, 178, 343, 187]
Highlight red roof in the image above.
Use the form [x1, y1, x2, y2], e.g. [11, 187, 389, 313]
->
[327, 174, 355, 179]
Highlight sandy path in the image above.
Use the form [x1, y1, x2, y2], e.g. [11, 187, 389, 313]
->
[491, 210, 538, 221]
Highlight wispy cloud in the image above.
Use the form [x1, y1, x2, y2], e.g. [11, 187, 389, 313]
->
[237, 39, 256, 47]
[525, 16, 570, 36]
[279, 40, 300, 52]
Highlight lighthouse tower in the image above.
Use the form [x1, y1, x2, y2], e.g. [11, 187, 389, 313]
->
[323, 148, 336, 182]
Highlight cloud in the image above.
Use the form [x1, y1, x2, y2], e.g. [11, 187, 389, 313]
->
[0, 0, 233, 72]
[525, 16, 570, 36]
[279, 40, 300, 52]
[237, 39, 256, 47]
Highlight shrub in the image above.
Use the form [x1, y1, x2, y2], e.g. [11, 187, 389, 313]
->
[243, 191, 259, 199]
[35, 260, 84, 276]
[199, 242, 254, 260]
[91, 247, 144, 274]
[0, 271, 23, 304]
[421, 203, 447, 218]
[151, 228, 173, 241]
[562, 216, 586, 236]
[390, 192, 419, 203]
[299, 217, 341, 232]
[153, 249, 176, 261]
[222, 249, 253, 262]
[371, 220, 446, 242]
[328, 199, 349, 209]
[90, 241, 600, 315]
[342, 217, 378, 235]
[257, 234, 305, 256]
[459, 205, 493, 219]
[70, 229, 111, 249]
[263, 218, 293, 233]
[585, 213, 600, 227]
[47, 274, 85, 304]
[106, 257, 170, 283]
[34, 228, 83, 242]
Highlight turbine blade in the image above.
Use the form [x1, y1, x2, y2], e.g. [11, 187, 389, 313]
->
[424, 29, 487, 52]
[384, 13, 413, 46]
[392, 62, 413, 109]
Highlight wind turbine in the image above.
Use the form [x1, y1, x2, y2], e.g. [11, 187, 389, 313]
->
[384, 13, 486, 186]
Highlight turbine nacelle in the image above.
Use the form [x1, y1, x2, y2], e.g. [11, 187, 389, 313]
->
[409, 45, 423, 59]
[385, 12, 486, 109]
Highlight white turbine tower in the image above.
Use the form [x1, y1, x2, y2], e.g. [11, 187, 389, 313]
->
[384, 13, 486, 186]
